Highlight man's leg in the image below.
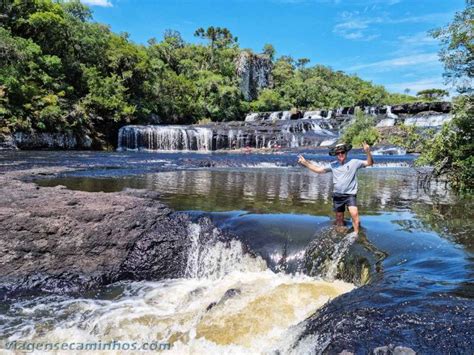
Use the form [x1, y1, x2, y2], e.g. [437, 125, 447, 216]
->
[348, 206, 360, 235]
[335, 211, 345, 226]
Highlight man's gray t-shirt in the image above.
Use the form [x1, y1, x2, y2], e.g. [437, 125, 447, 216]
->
[324, 159, 366, 195]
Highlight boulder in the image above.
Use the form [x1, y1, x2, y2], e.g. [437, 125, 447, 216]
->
[304, 227, 387, 285]
[0, 168, 239, 297]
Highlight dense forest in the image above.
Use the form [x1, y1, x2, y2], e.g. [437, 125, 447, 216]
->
[0, 0, 418, 139]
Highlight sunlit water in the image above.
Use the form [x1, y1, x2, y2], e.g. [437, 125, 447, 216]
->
[1, 150, 473, 353]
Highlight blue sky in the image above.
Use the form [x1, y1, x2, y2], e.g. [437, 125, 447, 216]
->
[83, 0, 466, 96]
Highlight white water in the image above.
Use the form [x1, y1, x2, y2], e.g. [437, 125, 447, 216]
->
[372, 147, 407, 155]
[118, 119, 336, 151]
[376, 118, 395, 127]
[386, 106, 398, 119]
[324, 232, 358, 280]
[3, 223, 354, 354]
[404, 114, 451, 127]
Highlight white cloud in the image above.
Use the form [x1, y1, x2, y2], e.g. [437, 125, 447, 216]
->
[81, 0, 113, 7]
[391, 31, 439, 56]
[333, 11, 450, 41]
[385, 77, 453, 95]
[333, 14, 382, 40]
[397, 32, 437, 47]
[348, 53, 439, 72]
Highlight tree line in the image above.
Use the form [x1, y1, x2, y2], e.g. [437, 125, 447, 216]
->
[1, 0, 427, 141]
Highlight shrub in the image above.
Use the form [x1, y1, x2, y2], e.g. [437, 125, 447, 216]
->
[342, 110, 380, 146]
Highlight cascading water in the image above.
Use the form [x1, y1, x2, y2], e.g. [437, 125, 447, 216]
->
[117, 103, 452, 152]
[118, 119, 338, 152]
[404, 114, 452, 127]
[2, 222, 354, 354]
[324, 232, 358, 280]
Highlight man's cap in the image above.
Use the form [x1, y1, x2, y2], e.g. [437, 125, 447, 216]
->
[329, 143, 352, 156]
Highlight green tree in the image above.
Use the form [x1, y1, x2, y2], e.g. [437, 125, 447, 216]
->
[431, 1, 473, 94]
[296, 58, 310, 69]
[416, 88, 449, 101]
[418, 0, 474, 193]
[262, 43, 275, 61]
[250, 89, 289, 112]
[417, 95, 473, 193]
[194, 26, 237, 67]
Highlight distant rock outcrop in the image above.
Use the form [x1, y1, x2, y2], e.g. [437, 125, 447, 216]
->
[236, 51, 273, 100]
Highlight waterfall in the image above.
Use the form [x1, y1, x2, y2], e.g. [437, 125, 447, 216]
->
[118, 119, 337, 152]
[323, 232, 358, 280]
[303, 111, 323, 119]
[184, 223, 266, 280]
[244, 113, 259, 122]
[118, 125, 213, 151]
[404, 114, 452, 127]
[386, 106, 398, 119]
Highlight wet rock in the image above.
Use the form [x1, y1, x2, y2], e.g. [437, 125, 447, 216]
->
[0, 134, 18, 150]
[303, 228, 386, 285]
[294, 281, 474, 354]
[206, 288, 242, 312]
[206, 302, 217, 312]
[373, 344, 416, 355]
[220, 288, 241, 302]
[0, 168, 240, 296]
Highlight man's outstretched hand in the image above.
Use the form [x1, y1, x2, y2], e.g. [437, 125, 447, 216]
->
[362, 141, 371, 153]
[298, 154, 307, 166]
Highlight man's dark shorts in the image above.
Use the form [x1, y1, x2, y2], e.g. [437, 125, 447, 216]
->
[332, 193, 357, 212]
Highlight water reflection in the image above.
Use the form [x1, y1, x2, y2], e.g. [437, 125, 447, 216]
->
[37, 168, 460, 216]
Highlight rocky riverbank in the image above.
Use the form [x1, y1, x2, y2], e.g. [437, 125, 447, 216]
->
[0, 167, 245, 297]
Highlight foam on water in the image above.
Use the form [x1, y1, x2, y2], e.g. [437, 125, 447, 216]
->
[2, 223, 355, 354]
[8, 273, 353, 354]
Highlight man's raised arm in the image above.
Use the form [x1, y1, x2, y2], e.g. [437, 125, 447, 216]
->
[362, 142, 374, 167]
[298, 155, 327, 174]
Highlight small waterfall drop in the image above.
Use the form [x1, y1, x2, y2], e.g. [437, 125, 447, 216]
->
[404, 114, 452, 127]
[324, 232, 358, 280]
[386, 106, 398, 119]
[184, 223, 266, 280]
[6, 222, 355, 354]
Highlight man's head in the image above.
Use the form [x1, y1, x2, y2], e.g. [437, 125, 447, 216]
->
[329, 143, 352, 163]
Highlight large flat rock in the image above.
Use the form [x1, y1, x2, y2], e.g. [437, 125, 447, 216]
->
[0, 168, 228, 296]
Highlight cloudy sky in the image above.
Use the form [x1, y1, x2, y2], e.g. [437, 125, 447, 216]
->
[83, 0, 466, 95]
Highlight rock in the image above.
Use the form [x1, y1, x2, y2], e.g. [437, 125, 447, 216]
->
[0, 168, 241, 296]
[408, 102, 430, 114]
[294, 281, 474, 354]
[391, 104, 409, 114]
[373, 345, 416, 355]
[236, 51, 273, 101]
[0, 134, 18, 150]
[303, 227, 386, 285]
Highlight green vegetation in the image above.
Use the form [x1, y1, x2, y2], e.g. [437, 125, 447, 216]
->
[388, 124, 428, 153]
[416, 89, 449, 101]
[0, 0, 426, 147]
[342, 110, 380, 147]
[418, 0, 473, 193]
[417, 95, 473, 193]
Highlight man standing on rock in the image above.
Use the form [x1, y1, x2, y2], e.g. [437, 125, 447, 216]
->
[298, 142, 373, 235]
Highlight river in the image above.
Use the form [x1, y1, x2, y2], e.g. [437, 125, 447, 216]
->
[0, 150, 472, 353]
